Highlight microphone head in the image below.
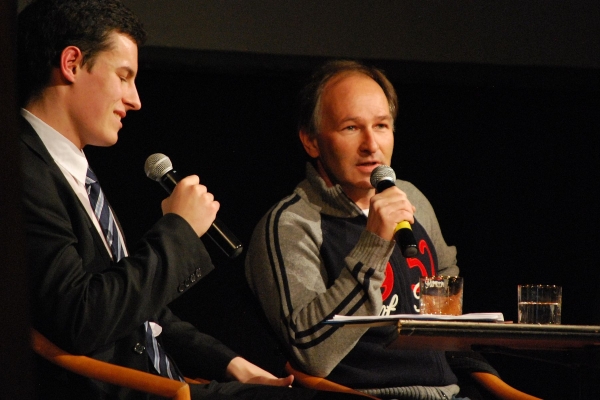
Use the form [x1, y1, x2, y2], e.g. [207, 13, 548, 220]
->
[370, 165, 396, 188]
[144, 153, 173, 181]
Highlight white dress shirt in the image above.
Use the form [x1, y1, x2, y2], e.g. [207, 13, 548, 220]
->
[21, 108, 126, 260]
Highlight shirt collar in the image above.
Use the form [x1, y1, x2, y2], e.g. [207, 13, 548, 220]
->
[21, 108, 89, 186]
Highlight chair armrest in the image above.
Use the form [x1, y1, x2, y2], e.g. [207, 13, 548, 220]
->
[31, 329, 191, 400]
[285, 361, 379, 399]
[471, 371, 542, 400]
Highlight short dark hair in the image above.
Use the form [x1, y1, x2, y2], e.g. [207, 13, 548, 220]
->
[17, 0, 147, 106]
[298, 60, 398, 139]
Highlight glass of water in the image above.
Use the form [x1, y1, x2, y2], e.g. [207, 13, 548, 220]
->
[517, 284, 562, 324]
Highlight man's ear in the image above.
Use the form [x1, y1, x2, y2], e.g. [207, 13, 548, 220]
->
[299, 130, 320, 158]
[59, 46, 84, 83]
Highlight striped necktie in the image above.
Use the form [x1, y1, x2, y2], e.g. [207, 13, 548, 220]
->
[85, 168, 123, 262]
[85, 167, 183, 381]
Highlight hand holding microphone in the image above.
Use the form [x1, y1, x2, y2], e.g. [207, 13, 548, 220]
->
[160, 174, 219, 238]
[144, 153, 243, 259]
[370, 165, 418, 258]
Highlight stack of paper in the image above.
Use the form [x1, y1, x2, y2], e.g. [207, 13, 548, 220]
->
[327, 312, 505, 324]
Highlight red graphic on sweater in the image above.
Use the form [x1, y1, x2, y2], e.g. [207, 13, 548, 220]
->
[406, 239, 436, 276]
[406, 257, 427, 276]
[420, 240, 436, 276]
[381, 240, 436, 304]
[381, 262, 394, 301]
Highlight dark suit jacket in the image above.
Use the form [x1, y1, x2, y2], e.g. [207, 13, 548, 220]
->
[20, 118, 237, 399]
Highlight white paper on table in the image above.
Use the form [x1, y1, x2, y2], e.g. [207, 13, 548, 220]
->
[325, 312, 505, 324]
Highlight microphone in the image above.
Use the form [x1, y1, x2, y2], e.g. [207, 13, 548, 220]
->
[144, 153, 243, 259]
[370, 165, 418, 258]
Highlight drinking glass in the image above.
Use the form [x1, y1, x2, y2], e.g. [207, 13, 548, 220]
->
[419, 276, 463, 316]
[517, 284, 562, 324]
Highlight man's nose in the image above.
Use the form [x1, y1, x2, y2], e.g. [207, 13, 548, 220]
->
[125, 83, 141, 111]
[360, 129, 379, 153]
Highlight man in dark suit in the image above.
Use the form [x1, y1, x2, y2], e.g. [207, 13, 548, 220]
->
[17, 1, 364, 399]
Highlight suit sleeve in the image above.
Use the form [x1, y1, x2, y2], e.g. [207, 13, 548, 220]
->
[158, 307, 237, 381]
[22, 145, 215, 355]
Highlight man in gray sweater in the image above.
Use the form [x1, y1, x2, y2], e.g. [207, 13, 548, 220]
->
[246, 60, 472, 399]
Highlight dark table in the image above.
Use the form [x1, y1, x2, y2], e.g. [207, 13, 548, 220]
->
[389, 320, 600, 352]
[339, 319, 600, 398]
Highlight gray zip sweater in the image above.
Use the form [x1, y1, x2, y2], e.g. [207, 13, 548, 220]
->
[246, 163, 460, 399]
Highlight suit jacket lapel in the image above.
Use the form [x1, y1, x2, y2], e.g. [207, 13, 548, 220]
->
[20, 116, 118, 266]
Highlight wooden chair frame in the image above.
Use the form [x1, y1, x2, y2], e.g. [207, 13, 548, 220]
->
[285, 361, 542, 400]
[32, 327, 542, 400]
[470, 371, 542, 400]
[285, 362, 379, 399]
[31, 329, 192, 400]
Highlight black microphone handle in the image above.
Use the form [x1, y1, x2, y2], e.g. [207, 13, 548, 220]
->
[159, 170, 243, 259]
[375, 179, 418, 258]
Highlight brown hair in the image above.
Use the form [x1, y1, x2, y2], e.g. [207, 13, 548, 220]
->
[298, 60, 398, 138]
[18, 0, 147, 106]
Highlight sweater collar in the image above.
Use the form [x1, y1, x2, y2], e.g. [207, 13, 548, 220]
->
[300, 162, 364, 217]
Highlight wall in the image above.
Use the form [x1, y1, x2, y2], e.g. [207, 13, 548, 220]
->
[17, 0, 600, 68]
[123, 0, 600, 69]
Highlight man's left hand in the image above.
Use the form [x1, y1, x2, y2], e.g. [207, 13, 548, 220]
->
[226, 356, 294, 387]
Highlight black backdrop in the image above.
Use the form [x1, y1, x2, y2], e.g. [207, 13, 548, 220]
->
[86, 49, 600, 398]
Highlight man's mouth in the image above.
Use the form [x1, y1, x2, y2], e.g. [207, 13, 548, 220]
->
[357, 161, 380, 168]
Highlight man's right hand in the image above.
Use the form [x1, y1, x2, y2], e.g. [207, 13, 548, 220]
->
[160, 175, 219, 237]
[366, 186, 415, 241]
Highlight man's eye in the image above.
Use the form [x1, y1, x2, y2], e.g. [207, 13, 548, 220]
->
[343, 125, 356, 131]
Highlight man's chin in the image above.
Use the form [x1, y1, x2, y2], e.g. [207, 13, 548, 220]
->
[87, 135, 119, 148]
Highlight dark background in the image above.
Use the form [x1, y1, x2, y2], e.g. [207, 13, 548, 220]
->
[85, 50, 600, 399]
[5, 1, 600, 399]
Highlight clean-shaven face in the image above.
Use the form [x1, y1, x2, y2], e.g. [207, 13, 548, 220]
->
[310, 73, 394, 204]
[68, 32, 141, 148]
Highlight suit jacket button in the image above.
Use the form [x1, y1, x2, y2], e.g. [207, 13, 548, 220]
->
[195, 268, 202, 279]
[184, 278, 191, 288]
[133, 343, 145, 354]
[190, 274, 197, 283]
[178, 283, 186, 293]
